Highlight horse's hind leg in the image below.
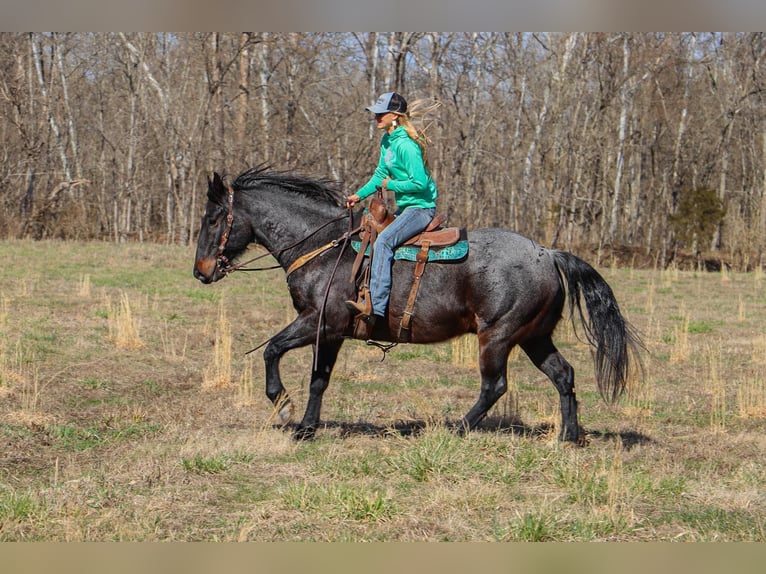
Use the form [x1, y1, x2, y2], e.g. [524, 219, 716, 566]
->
[458, 334, 511, 433]
[521, 335, 581, 443]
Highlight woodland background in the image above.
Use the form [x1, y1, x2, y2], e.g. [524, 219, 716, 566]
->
[1, 32, 764, 269]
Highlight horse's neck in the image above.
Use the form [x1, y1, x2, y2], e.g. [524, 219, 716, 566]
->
[247, 194, 344, 268]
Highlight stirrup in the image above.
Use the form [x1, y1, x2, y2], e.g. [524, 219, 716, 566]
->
[351, 313, 377, 340]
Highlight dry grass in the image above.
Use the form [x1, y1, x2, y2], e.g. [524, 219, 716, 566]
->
[450, 334, 478, 368]
[668, 308, 690, 364]
[737, 377, 766, 418]
[707, 347, 727, 433]
[202, 299, 233, 390]
[0, 240, 764, 541]
[78, 273, 91, 298]
[107, 291, 142, 349]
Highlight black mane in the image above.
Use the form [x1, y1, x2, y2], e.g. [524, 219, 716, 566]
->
[231, 165, 345, 208]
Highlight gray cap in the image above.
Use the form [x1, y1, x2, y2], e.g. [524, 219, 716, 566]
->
[365, 92, 407, 115]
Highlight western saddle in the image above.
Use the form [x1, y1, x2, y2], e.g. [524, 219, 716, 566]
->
[349, 188, 461, 341]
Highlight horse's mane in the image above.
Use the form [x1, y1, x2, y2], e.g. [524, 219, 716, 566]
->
[231, 165, 345, 208]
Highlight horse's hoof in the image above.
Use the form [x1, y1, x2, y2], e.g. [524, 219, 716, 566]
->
[293, 425, 316, 441]
[454, 421, 471, 437]
[277, 401, 294, 424]
[558, 429, 587, 446]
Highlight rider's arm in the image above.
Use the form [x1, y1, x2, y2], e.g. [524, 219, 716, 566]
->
[356, 149, 389, 200]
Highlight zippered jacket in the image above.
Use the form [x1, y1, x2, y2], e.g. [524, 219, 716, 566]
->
[356, 126, 438, 209]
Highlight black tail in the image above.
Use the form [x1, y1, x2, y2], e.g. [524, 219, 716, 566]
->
[551, 250, 643, 403]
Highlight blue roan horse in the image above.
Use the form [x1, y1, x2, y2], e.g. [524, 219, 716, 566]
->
[194, 166, 642, 442]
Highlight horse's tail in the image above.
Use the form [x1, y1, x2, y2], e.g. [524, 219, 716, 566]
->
[551, 250, 643, 403]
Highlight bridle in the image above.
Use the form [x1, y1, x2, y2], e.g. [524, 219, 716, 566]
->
[214, 186, 239, 273]
[214, 185, 359, 277]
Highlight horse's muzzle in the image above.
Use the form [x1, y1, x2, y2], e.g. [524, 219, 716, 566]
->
[194, 257, 220, 283]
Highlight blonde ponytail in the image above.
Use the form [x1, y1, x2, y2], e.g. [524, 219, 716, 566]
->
[397, 98, 441, 169]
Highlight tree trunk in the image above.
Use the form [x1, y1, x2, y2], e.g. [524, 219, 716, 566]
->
[609, 35, 631, 243]
[257, 33, 271, 163]
[54, 33, 82, 181]
[30, 33, 71, 181]
[235, 33, 251, 165]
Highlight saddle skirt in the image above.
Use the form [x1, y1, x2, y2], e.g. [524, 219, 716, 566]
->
[351, 235, 468, 263]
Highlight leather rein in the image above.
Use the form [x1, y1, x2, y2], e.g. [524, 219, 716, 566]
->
[215, 186, 360, 278]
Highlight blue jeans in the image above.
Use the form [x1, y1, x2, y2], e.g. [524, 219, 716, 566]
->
[370, 206, 435, 317]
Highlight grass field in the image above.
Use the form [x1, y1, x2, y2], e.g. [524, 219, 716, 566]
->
[0, 239, 764, 541]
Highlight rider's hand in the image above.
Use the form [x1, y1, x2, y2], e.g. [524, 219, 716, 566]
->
[345, 194, 360, 208]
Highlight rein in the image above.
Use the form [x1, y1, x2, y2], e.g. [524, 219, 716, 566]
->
[216, 186, 358, 276]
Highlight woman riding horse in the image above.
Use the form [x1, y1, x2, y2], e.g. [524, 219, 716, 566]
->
[193, 169, 642, 441]
[345, 92, 438, 333]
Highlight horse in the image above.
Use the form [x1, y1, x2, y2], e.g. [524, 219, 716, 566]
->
[194, 166, 643, 443]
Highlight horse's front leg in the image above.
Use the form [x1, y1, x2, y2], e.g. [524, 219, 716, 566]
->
[262, 311, 344, 440]
[263, 312, 318, 427]
[293, 339, 343, 440]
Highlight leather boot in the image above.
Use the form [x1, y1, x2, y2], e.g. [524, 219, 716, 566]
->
[345, 298, 371, 318]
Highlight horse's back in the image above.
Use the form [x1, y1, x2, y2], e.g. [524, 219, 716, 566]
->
[466, 228, 559, 285]
[385, 227, 563, 341]
[455, 228, 562, 323]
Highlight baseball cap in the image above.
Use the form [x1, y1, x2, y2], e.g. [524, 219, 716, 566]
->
[365, 92, 408, 115]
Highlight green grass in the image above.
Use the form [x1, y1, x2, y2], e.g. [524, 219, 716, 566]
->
[687, 320, 718, 334]
[386, 429, 464, 482]
[674, 507, 765, 541]
[506, 513, 552, 541]
[181, 454, 231, 474]
[80, 377, 111, 390]
[280, 482, 396, 522]
[48, 421, 161, 451]
[0, 489, 43, 522]
[180, 452, 256, 474]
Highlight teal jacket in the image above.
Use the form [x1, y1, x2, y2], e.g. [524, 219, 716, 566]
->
[357, 126, 438, 209]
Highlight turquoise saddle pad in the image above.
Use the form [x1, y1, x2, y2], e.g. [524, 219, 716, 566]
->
[351, 239, 469, 263]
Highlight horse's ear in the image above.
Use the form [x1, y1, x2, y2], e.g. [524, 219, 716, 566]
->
[212, 172, 225, 191]
[208, 172, 226, 201]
